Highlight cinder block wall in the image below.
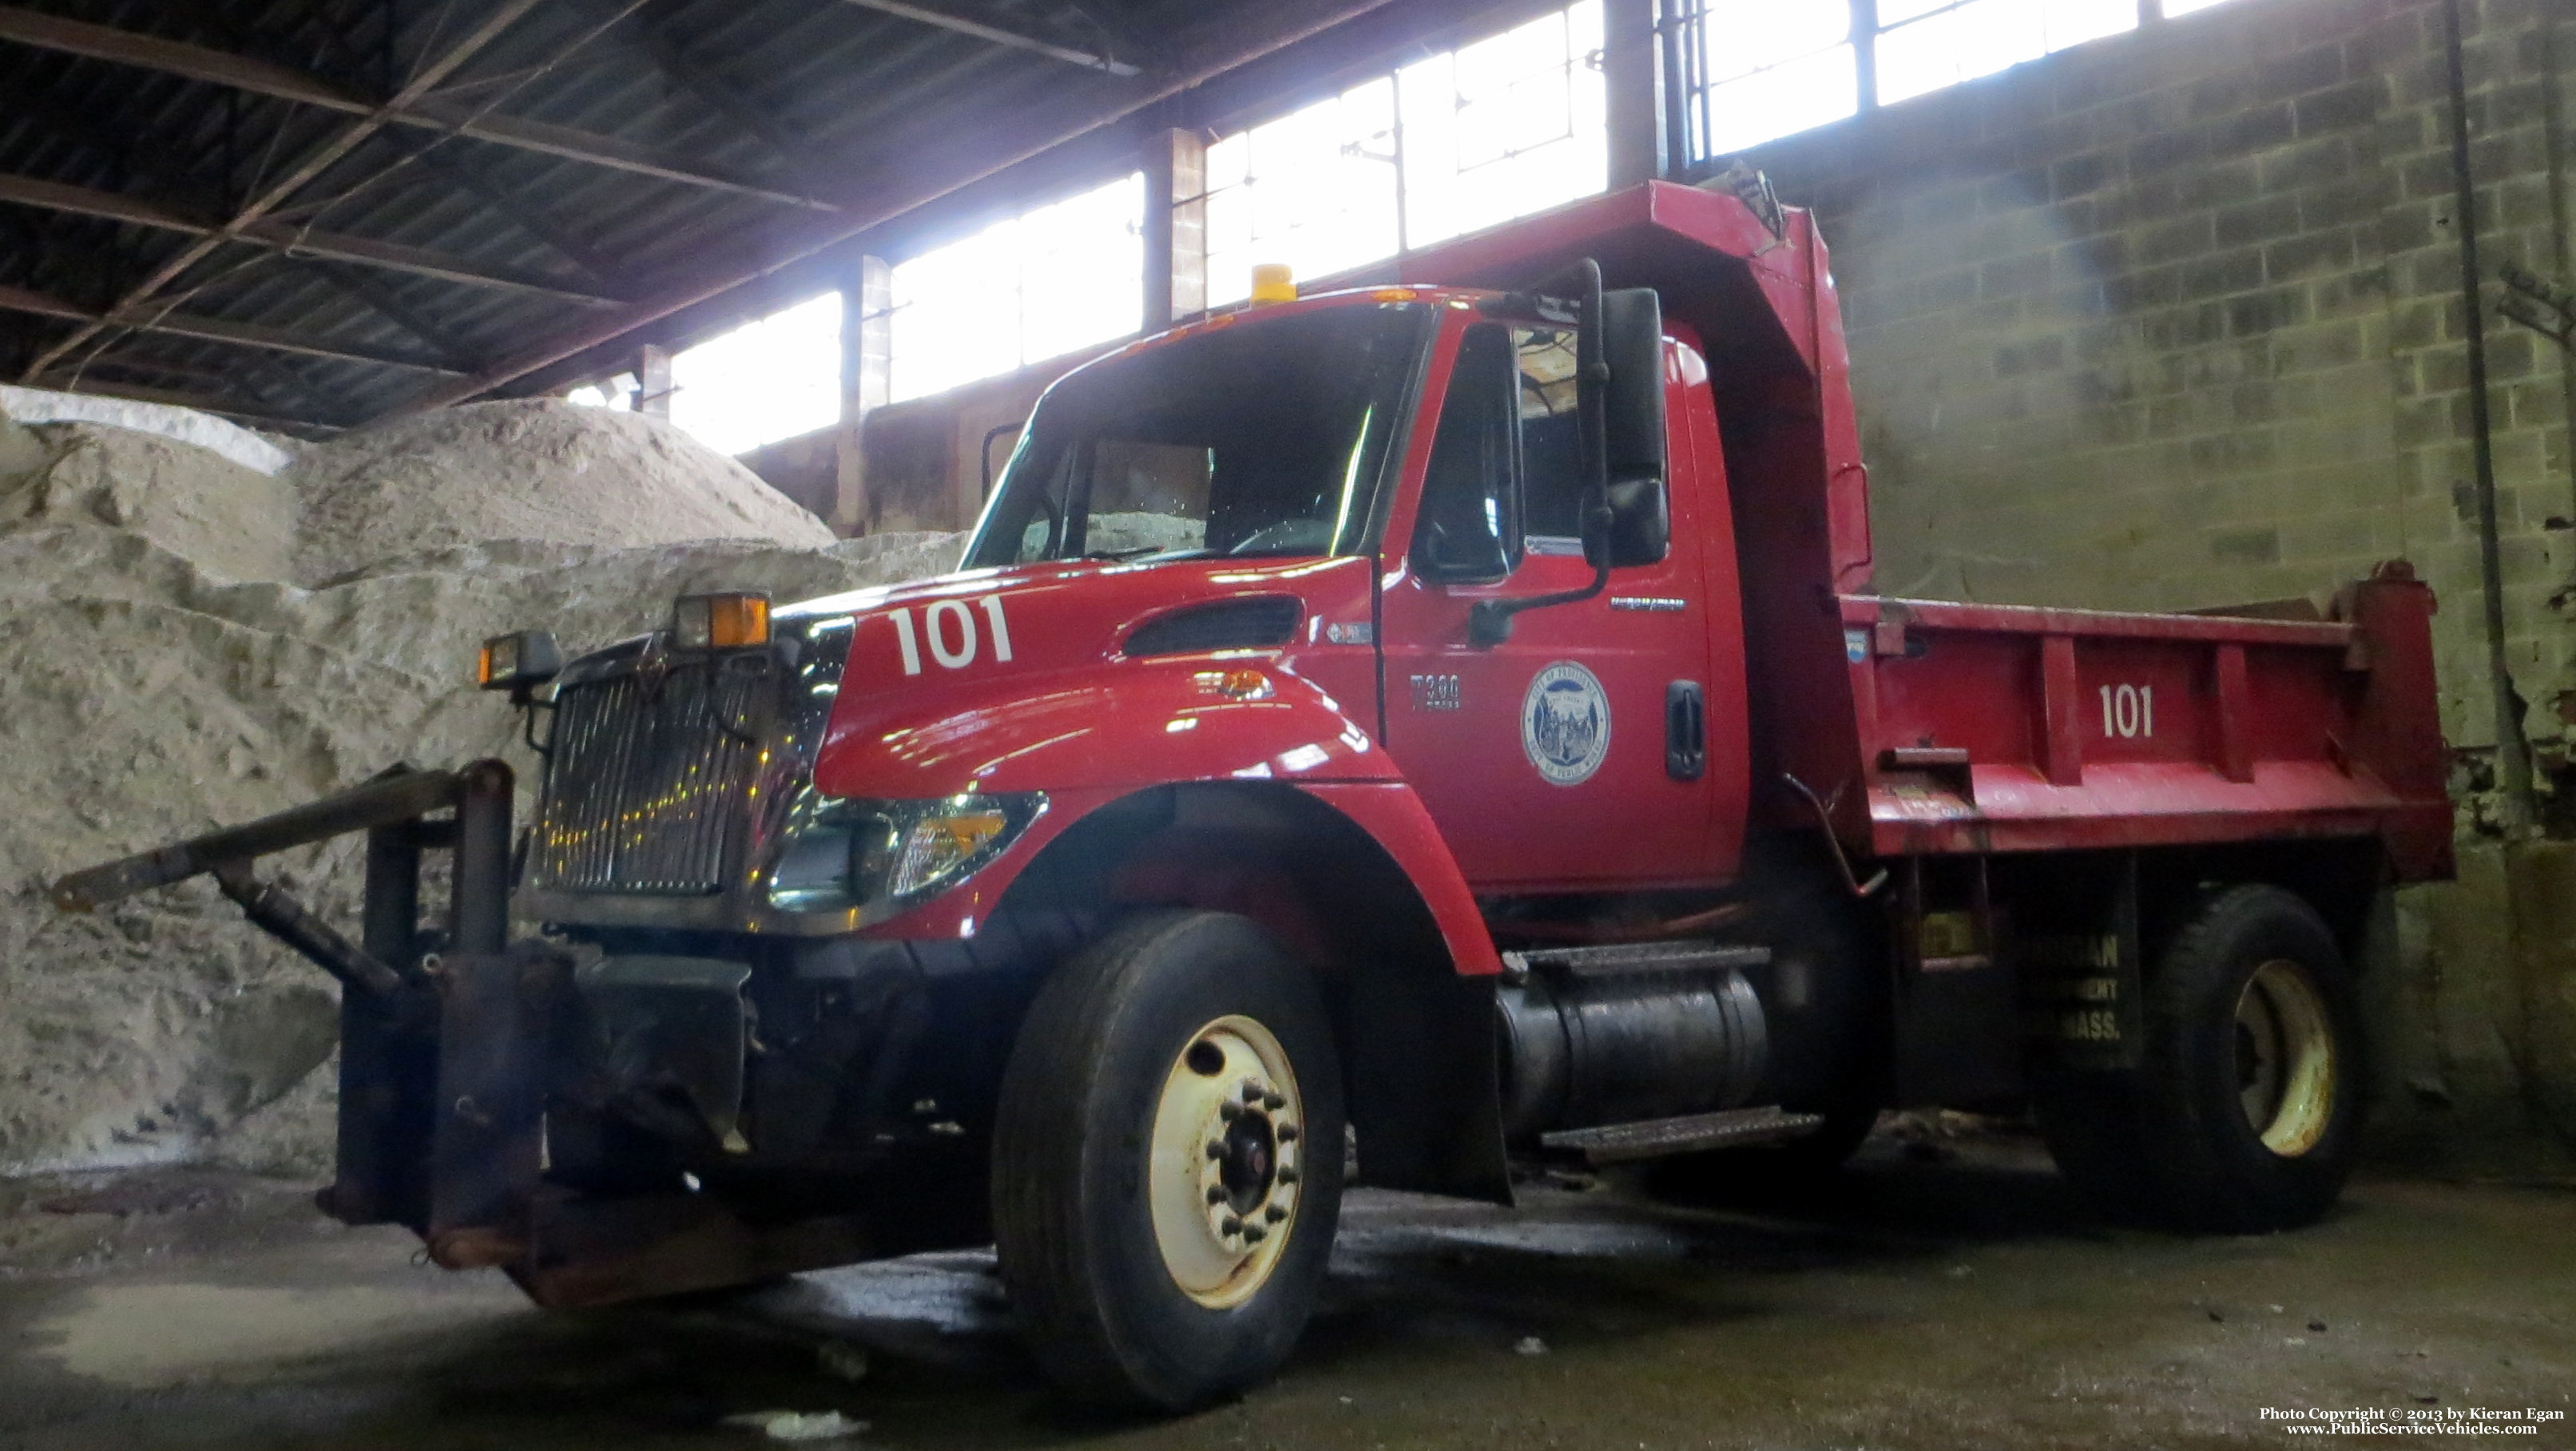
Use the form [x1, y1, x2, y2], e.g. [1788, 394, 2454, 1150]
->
[1748, 0, 2576, 1174]
[1757, 0, 2573, 807]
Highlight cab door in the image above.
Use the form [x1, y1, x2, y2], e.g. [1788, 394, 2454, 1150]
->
[1377, 316, 1720, 892]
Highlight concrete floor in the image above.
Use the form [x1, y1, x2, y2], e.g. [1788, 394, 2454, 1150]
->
[1, 1132, 2568, 1450]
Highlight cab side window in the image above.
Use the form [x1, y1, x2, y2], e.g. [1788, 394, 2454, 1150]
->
[1513, 327, 1587, 549]
[1412, 323, 1521, 581]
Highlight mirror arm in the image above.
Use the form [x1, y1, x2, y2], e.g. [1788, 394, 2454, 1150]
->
[1467, 555, 1610, 646]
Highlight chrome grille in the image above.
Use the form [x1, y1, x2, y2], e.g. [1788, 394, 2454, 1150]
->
[529, 660, 773, 894]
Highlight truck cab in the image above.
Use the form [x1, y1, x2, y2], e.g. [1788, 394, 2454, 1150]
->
[57, 180, 2454, 1414]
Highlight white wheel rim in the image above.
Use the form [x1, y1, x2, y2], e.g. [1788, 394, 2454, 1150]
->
[2234, 958, 2336, 1157]
[1147, 1014, 1304, 1310]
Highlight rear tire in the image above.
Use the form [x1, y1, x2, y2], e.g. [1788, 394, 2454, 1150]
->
[2034, 884, 2364, 1232]
[992, 910, 1345, 1410]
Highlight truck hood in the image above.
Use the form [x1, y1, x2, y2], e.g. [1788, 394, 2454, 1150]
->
[789, 552, 1393, 801]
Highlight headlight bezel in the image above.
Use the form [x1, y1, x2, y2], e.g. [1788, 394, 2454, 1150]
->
[477, 629, 563, 693]
[764, 791, 1046, 920]
[672, 592, 772, 652]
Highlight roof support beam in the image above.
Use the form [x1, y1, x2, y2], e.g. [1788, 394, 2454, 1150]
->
[22, 0, 550, 381]
[0, 283, 466, 374]
[839, 0, 1142, 75]
[0, 5, 832, 212]
[386, 0, 1402, 417]
[0, 172, 621, 303]
[379, 133, 626, 284]
[311, 264, 484, 369]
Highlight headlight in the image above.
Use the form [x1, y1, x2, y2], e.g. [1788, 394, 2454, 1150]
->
[765, 791, 1046, 918]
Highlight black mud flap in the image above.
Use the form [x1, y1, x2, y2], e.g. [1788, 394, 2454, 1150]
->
[1342, 971, 1514, 1205]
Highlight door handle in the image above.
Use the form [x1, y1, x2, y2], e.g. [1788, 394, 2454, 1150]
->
[1665, 681, 1705, 782]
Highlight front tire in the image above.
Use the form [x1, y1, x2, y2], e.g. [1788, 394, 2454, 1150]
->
[992, 910, 1345, 1410]
[2035, 884, 2364, 1232]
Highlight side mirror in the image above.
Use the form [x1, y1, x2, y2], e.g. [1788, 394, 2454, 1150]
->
[1606, 478, 1669, 566]
[1588, 286, 1668, 569]
[1462, 262, 1667, 645]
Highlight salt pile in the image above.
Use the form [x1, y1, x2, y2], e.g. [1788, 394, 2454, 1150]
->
[294, 398, 837, 582]
[0, 399, 961, 1175]
[0, 417, 296, 584]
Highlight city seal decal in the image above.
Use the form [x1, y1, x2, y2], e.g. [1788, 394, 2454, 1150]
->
[1522, 661, 1610, 787]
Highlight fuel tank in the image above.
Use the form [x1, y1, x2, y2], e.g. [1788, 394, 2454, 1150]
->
[1494, 942, 1770, 1138]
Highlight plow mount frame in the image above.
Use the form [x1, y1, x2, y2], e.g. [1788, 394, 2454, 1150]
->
[51, 759, 883, 1306]
[54, 761, 518, 1237]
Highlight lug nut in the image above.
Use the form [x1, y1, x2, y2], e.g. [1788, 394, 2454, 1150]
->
[1205, 1140, 1225, 1160]
[1218, 1101, 1243, 1120]
[1207, 1186, 1227, 1205]
[1276, 1166, 1300, 1185]
[1241, 1078, 1264, 1100]
[1265, 1204, 1287, 1223]
[1276, 1123, 1299, 1143]
[1221, 1215, 1243, 1235]
[1241, 1224, 1268, 1243]
[1261, 1092, 1285, 1111]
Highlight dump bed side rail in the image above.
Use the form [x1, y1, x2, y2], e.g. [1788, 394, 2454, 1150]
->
[1836, 564, 2451, 878]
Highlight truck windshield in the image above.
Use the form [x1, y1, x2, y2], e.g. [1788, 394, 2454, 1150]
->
[965, 304, 1427, 568]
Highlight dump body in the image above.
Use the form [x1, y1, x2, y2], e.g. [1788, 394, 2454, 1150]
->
[1841, 585, 2451, 875]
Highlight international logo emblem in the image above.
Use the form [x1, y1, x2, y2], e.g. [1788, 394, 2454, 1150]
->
[1521, 661, 1610, 786]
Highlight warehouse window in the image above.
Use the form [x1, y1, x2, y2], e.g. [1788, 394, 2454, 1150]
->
[1874, 0, 2137, 105]
[1683, 0, 1860, 155]
[664, 292, 843, 457]
[566, 376, 634, 411]
[890, 172, 1145, 402]
[566, 296, 841, 454]
[1204, 81, 1401, 309]
[1398, 1, 1608, 250]
[1201, 2, 1606, 307]
[1677, 0, 2141, 156]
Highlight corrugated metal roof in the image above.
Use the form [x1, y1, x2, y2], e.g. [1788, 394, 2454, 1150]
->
[0, 0, 1510, 432]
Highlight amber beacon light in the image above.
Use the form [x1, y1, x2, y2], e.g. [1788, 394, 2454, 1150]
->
[1249, 263, 1296, 304]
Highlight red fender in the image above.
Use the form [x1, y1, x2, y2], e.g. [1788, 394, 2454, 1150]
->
[1292, 780, 1503, 977]
[861, 777, 1499, 979]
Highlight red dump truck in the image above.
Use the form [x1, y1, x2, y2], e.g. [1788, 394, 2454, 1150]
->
[55, 177, 2452, 1410]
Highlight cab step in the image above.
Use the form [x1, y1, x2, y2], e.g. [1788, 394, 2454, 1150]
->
[1501, 939, 1770, 980]
[1539, 1105, 1824, 1165]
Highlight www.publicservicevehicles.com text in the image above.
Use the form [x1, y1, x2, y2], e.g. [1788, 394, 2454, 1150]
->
[2264, 1407, 2563, 1435]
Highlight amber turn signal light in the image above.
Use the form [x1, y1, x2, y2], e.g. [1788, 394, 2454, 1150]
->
[673, 592, 772, 650]
[477, 630, 562, 692]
